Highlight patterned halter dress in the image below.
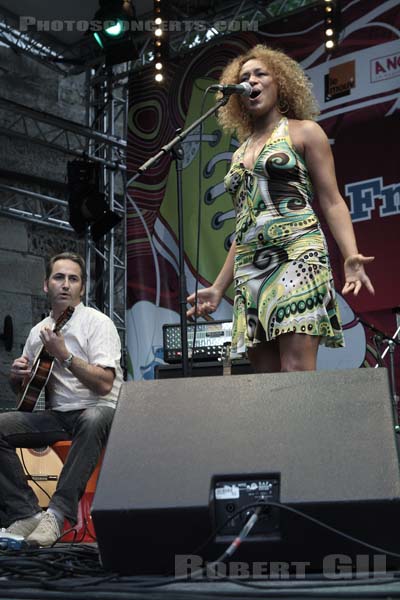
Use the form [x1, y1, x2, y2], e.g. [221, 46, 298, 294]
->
[224, 117, 344, 356]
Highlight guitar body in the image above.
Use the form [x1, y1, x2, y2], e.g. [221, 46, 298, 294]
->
[17, 355, 54, 412]
[17, 447, 62, 508]
[16, 306, 74, 412]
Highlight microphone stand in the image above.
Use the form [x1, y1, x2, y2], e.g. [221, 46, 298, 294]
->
[358, 318, 400, 432]
[127, 95, 229, 377]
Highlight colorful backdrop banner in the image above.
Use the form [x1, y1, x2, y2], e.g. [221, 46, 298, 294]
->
[126, 0, 399, 387]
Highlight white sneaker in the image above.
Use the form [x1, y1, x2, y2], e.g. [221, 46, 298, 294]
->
[6, 513, 43, 539]
[26, 512, 61, 547]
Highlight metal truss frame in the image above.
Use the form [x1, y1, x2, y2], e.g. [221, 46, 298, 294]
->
[129, 0, 319, 72]
[84, 64, 128, 353]
[0, 5, 75, 75]
[0, 96, 126, 170]
[167, 0, 319, 58]
[0, 1, 318, 75]
[0, 69, 128, 348]
[0, 182, 72, 230]
[0, 0, 315, 360]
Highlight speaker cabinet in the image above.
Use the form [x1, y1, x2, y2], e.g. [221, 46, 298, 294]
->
[155, 359, 254, 379]
[92, 368, 400, 575]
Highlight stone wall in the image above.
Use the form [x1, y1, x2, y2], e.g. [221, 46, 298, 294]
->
[0, 47, 86, 184]
[0, 47, 86, 409]
[0, 217, 84, 409]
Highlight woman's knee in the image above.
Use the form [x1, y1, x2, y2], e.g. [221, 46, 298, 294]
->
[280, 350, 317, 372]
[280, 357, 316, 372]
[279, 333, 319, 372]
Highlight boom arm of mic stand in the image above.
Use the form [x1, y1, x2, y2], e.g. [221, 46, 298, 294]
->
[126, 96, 229, 185]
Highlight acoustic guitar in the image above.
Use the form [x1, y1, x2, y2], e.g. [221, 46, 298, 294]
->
[0, 402, 63, 508]
[17, 446, 62, 508]
[17, 306, 74, 412]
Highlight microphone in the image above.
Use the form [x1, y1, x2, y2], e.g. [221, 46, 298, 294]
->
[209, 82, 252, 97]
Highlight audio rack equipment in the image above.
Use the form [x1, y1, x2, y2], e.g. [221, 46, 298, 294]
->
[163, 320, 232, 364]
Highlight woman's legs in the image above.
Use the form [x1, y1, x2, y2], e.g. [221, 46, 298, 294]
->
[279, 333, 320, 372]
[247, 333, 320, 373]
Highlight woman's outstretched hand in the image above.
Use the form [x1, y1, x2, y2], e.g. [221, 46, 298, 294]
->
[342, 254, 375, 296]
[187, 286, 223, 318]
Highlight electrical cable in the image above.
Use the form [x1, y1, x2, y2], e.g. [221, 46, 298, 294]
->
[2, 500, 400, 597]
[228, 501, 400, 558]
[182, 506, 263, 582]
[189, 87, 210, 371]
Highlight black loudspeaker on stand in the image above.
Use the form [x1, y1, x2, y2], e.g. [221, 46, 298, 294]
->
[92, 368, 400, 575]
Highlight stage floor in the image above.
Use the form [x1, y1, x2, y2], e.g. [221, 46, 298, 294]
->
[1, 542, 400, 600]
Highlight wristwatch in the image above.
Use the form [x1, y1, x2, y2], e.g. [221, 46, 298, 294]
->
[62, 353, 74, 369]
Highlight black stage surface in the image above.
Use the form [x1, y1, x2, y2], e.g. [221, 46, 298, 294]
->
[2, 542, 400, 600]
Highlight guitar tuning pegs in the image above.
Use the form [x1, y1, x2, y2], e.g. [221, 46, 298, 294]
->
[0, 315, 13, 352]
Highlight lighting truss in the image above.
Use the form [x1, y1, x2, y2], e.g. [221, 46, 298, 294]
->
[129, 0, 319, 72]
[0, 182, 72, 230]
[0, 96, 127, 170]
[0, 6, 74, 74]
[84, 62, 128, 347]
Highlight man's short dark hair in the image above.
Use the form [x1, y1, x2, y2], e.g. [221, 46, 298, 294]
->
[46, 252, 86, 285]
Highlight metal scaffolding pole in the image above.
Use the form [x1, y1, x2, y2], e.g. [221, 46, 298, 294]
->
[84, 64, 128, 358]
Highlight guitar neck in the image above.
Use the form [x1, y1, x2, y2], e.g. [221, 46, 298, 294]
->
[17, 306, 74, 413]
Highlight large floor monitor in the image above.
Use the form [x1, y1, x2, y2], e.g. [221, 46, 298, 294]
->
[92, 368, 400, 575]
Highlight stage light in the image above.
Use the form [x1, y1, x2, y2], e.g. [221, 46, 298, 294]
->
[323, 0, 341, 53]
[93, 32, 104, 48]
[91, 0, 138, 65]
[104, 20, 124, 37]
[153, 0, 168, 83]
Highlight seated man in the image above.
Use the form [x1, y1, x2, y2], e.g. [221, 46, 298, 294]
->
[0, 252, 123, 546]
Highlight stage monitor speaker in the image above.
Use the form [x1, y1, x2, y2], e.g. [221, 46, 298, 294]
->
[92, 368, 400, 575]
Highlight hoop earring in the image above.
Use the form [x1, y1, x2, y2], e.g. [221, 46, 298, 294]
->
[277, 97, 289, 114]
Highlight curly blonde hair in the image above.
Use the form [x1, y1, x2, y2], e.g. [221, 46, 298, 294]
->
[217, 44, 320, 142]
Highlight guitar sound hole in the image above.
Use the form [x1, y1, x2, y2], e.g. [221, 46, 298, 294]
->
[29, 447, 51, 456]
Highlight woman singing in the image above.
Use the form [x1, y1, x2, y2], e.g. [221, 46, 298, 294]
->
[187, 45, 374, 373]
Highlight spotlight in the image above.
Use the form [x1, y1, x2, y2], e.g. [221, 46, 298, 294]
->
[155, 73, 164, 82]
[91, 0, 138, 65]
